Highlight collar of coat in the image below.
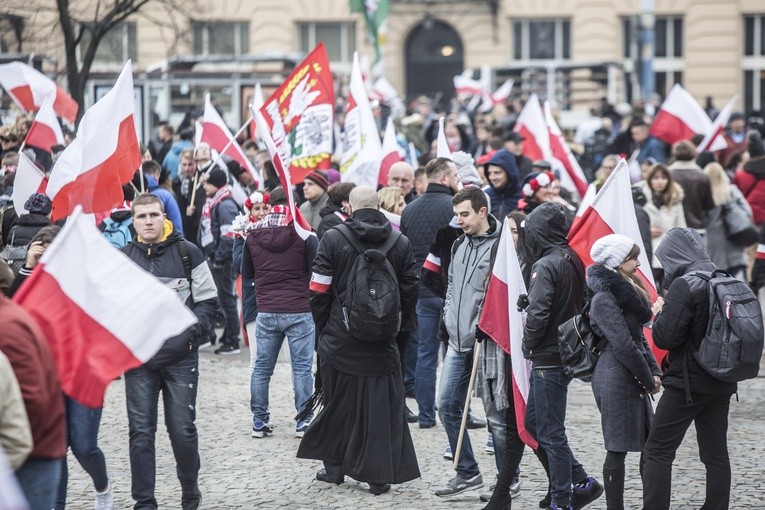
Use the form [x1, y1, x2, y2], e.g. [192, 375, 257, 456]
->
[587, 263, 652, 321]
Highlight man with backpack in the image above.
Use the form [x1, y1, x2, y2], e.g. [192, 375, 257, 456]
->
[297, 186, 420, 496]
[643, 227, 763, 510]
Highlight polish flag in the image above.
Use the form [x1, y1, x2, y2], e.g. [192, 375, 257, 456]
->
[436, 117, 452, 159]
[24, 96, 65, 151]
[453, 75, 488, 97]
[697, 95, 738, 153]
[13, 207, 198, 408]
[491, 79, 514, 105]
[201, 94, 258, 184]
[252, 105, 314, 240]
[649, 84, 726, 151]
[544, 100, 588, 198]
[378, 118, 403, 186]
[478, 220, 538, 449]
[12, 153, 48, 215]
[46, 62, 141, 221]
[568, 159, 665, 362]
[513, 95, 548, 162]
[0, 61, 78, 124]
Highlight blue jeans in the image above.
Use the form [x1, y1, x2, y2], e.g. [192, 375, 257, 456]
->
[16, 456, 62, 510]
[414, 295, 444, 425]
[125, 353, 200, 509]
[525, 367, 588, 507]
[484, 379, 508, 474]
[56, 397, 108, 509]
[251, 312, 314, 423]
[209, 261, 240, 346]
[438, 347, 480, 479]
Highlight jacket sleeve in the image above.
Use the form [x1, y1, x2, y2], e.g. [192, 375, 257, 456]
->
[0, 352, 32, 470]
[642, 336, 662, 376]
[652, 277, 694, 351]
[397, 236, 420, 332]
[188, 244, 219, 337]
[232, 237, 245, 276]
[590, 292, 655, 391]
[213, 200, 239, 264]
[305, 235, 319, 274]
[240, 237, 255, 280]
[164, 197, 185, 236]
[309, 233, 335, 333]
[523, 261, 556, 352]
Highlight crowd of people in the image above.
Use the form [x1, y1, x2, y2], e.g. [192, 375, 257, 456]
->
[0, 89, 764, 510]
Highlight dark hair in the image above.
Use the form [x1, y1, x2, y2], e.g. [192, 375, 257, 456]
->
[142, 160, 162, 177]
[242, 140, 257, 151]
[269, 186, 288, 206]
[452, 187, 488, 212]
[414, 167, 426, 179]
[647, 163, 679, 208]
[327, 182, 356, 207]
[424, 157, 454, 180]
[31, 225, 61, 245]
[131, 193, 164, 214]
[671, 140, 696, 162]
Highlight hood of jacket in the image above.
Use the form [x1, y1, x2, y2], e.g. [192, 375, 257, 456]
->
[743, 155, 765, 179]
[587, 263, 652, 321]
[486, 149, 521, 194]
[655, 227, 715, 288]
[251, 223, 299, 254]
[344, 208, 392, 244]
[524, 202, 570, 261]
[319, 202, 343, 218]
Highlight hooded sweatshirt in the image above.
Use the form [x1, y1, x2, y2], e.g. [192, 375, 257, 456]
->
[484, 149, 522, 220]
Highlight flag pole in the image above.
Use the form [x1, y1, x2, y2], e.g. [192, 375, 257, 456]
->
[207, 116, 254, 173]
[452, 340, 483, 469]
[188, 170, 201, 216]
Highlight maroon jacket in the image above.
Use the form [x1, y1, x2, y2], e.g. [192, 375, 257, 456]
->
[0, 295, 66, 459]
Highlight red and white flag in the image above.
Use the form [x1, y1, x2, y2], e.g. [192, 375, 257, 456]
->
[478, 220, 538, 449]
[491, 79, 514, 105]
[341, 52, 383, 188]
[568, 159, 665, 362]
[436, 116, 452, 159]
[13, 207, 198, 408]
[544, 100, 588, 198]
[45, 62, 141, 221]
[12, 153, 47, 215]
[649, 84, 726, 151]
[201, 94, 258, 184]
[24, 96, 65, 151]
[252, 105, 314, 240]
[0, 61, 78, 125]
[378, 117, 403, 186]
[453, 75, 488, 97]
[513, 94, 548, 162]
[697, 95, 738, 153]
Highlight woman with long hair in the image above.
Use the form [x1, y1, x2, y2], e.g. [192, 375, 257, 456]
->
[377, 186, 406, 230]
[704, 162, 753, 279]
[640, 164, 685, 289]
[587, 234, 662, 509]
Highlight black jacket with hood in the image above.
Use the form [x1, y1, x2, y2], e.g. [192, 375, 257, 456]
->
[124, 225, 219, 367]
[310, 208, 419, 377]
[484, 149, 522, 220]
[521, 203, 585, 366]
[652, 228, 737, 395]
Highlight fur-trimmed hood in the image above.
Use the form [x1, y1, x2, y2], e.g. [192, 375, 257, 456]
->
[587, 263, 652, 323]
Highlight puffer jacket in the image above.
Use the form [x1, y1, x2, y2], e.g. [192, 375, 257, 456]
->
[124, 224, 218, 366]
[521, 203, 585, 366]
[7, 213, 52, 247]
[734, 156, 765, 224]
[443, 215, 500, 353]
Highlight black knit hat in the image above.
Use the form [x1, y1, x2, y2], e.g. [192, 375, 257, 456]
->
[24, 193, 52, 216]
[207, 168, 228, 188]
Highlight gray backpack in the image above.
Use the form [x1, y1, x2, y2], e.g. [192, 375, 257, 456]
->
[688, 270, 764, 383]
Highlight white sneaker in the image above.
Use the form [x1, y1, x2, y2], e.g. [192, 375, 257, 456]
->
[94, 482, 114, 510]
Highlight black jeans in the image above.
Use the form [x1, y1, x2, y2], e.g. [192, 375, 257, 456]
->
[209, 261, 240, 346]
[642, 386, 731, 510]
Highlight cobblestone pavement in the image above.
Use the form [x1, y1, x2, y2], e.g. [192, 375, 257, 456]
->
[64, 345, 765, 509]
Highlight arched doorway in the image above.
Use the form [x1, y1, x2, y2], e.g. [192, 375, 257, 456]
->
[405, 18, 463, 106]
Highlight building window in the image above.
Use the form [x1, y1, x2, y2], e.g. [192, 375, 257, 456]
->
[298, 22, 356, 65]
[80, 22, 137, 64]
[743, 15, 765, 112]
[622, 15, 683, 100]
[191, 21, 249, 56]
[512, 19, 571, 61]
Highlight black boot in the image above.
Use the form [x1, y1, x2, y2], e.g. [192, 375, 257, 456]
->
[603, 465, 625, 510]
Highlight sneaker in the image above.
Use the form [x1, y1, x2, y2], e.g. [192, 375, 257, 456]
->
[368, 482, 391, 495]
[419, 421, 436, 429]
[251, 420, 273, 438]
[539, 489, 552, 508]
[316, 468, 344, 485]
[571, 476, 604, 509]
[443, 444, 453, 460]
[295, 419, 310, 438]
[198, 340, 212, 350]
[215, 344, 240, 355]
[479, 484, 495, 502]
[509, 476, 522, 498]
[435, 473, 483, 497]
[94, 482, 114, 510]
[485, 434, 494, 454]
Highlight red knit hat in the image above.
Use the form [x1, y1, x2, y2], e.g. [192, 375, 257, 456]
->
[304, 170, 329, 191]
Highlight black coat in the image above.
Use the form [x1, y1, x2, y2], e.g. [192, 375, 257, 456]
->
[588, 263, 660, 452]
[8, 214, 52, 247]
[316, 203, 346, 240]
[310, 209, 419, 377]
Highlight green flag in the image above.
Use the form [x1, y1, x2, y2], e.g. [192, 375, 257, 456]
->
[350, 0, 389, 75]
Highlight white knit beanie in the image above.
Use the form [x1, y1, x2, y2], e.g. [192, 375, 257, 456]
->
[590, 234, 635, 269]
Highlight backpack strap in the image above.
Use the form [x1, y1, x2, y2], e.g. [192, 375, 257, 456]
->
[177, 240, 193, 284]
[335, 224, 366, 255]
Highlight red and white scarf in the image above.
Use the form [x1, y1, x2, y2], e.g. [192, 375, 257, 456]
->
[200, 186, 232, 247]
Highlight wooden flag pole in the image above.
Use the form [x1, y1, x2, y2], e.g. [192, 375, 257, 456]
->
[452, 340, 483, 469]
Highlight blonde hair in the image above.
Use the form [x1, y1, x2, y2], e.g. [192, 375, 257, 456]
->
[377, 186, 404, 213]
[704, 162, 731, 206]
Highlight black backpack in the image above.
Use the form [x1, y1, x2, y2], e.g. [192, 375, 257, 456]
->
[686, 270, 764, 383]
[334, 224, 401, 343]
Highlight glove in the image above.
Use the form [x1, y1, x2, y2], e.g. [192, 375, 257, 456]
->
[517, 293, 529, 312]
[751, 260, 765, 293]
[475, 324, 490, 343]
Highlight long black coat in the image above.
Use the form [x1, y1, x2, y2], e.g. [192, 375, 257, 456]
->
[588, 263, 660, 452]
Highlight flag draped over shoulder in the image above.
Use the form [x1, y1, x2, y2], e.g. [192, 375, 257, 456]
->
[350, 0, 389, 75]
[478, 221, 538, 449]
[13, 207, 198, 408]
[259, 44, 334, 184]
[568, 159, 665, 362]
[45, 61, 141, 221]
[0, 61, 78, 124]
